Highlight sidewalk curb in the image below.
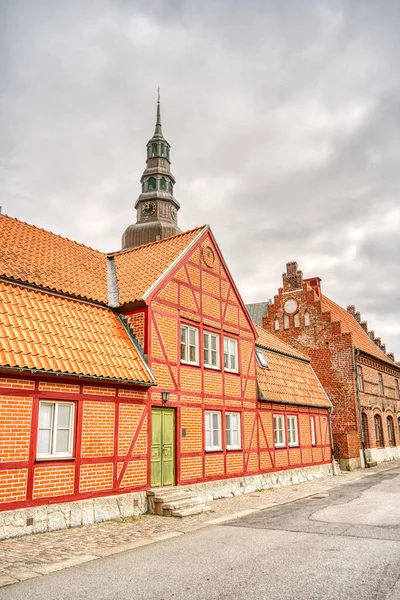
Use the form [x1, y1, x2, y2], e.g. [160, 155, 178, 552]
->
[1, 462, 399, 588]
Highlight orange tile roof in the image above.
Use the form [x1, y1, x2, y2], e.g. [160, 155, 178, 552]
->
[256, 349, 331, 408]
[321, 295, 394, 365]
[0, 281, 154, 384]
[255, 324, 308, 361]
[112, 226, 206, 305]
[0, 215, 108, 303]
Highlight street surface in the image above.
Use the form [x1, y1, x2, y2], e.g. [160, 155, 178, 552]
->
[1, 467, 400, 599]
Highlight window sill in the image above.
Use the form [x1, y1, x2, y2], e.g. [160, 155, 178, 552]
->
[181, 360, 200, 367]
[36, 456, 75, 462]
[204, 364, 221, 371]
[226, 447, 242, 451]
[288, 444, 299, 448]
[274, 445, 286, 449]
[224, 369, 239, 375]
[205, 447, 223, 453]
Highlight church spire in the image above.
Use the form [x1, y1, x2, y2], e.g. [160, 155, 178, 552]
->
[121, 91, 181, 250]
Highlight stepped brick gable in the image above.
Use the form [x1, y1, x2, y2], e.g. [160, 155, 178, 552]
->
[263, 262, 400, 470]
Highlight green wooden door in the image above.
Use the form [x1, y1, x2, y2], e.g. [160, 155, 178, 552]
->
[151, 408, 175, 487]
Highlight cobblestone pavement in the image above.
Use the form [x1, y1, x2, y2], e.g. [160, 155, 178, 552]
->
[1, 461, 399, 588]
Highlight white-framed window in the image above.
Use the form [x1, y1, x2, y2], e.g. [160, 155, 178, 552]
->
[273, 415, 286, 447]
[294, 313, 300, 328]
[181, 324, 199, 365]
[304, 312, 310, 326]
[205, 411, 222, 451]
[256, 349, 269, 368]
[287, 415, 299, 446]
[204, 331, 220, 369]
[226, 412, 241, 449]
[224, 337, 238, 372]
[283, 314, 290, 329]
[37, 401, 75, 458]
[274, 318, 280, 331]
[310, 416, 316, 446]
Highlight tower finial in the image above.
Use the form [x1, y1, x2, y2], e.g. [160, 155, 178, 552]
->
[155, 87, 162, 133]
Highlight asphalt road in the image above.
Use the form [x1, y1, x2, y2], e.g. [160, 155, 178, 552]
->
[2, 467, 400, 600]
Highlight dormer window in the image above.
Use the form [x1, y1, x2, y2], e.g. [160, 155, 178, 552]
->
[256, 349, 269, 368]
[304, 312, 310, 326]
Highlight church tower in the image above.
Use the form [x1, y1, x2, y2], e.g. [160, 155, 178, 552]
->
[121, 91, 181, 249]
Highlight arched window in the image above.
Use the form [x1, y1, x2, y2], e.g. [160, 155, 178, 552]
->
[147, 177, 157, 190]
[374, 414, 383, 447]
[166, 146, 170, 159]
[274, 318, 279, 331]
[294, 313, 300, 328]
[304, 312, 310, 326]
[151, 143, 157, 156]
[387, 416, 395, 447]
[362, 412, 370, 448]
[160, 177, 167, 191]
[284, 314, 289, 330]
[160, 143, 165, 156]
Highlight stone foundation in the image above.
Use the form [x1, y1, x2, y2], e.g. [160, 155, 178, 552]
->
[365, 446, 400, 465]
[0, 491, 147, 540]
[0, 463, 334, 540]
[339, 456, 362, 471]
[186, 463, 333, 502]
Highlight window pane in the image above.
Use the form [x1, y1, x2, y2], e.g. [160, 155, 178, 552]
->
[205, 430, 211, 448]
[212, 413, 219, 430]
[57, 404, 71, 428]
[37, 429, 51, 454]
[211, 350, 217, 366]
[189, 328, 196, 345]
[189, 345, 196, 362]
[204, 333, 209, 351]
[212, 428, 219, 447]
[211, 336, 217, 350]
[55, 429, 70, 453]
[39, 404, 52, 428]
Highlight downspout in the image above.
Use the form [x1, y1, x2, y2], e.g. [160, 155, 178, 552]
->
[355, 346, 367, 467]
[328, 405, 338, 474]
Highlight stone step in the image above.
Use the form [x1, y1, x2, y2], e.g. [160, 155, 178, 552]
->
[172, 505, 212, 518]
[153, 491, 198, 504]
[162, 496, 206, 510]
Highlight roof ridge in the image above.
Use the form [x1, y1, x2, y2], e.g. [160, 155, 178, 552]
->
[108, 225, 207, 257]
[0, 213, 105, 256]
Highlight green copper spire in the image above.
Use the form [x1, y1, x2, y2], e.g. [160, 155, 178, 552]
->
[155, 87, 162, 136]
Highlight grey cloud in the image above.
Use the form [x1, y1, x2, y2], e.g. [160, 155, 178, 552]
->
[0, 0, 399, 356]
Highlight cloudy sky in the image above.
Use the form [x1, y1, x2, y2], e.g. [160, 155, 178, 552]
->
[1, 0, 399, 357]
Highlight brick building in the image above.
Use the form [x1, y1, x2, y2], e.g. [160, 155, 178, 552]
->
[0, 99, 334, 538]
[263, 262, 400, 470]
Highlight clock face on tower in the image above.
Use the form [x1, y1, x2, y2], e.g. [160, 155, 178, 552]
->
[142, 201, 156, 218]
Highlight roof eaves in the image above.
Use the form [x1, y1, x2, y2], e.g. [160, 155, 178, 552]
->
[0, 365, 154, 387]
[258, 396, 331, 409]
[142, 225, 209, 301]
[355, 345, 400, 371]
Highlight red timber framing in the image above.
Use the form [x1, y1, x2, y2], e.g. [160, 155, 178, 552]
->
[0, 373, 150, 511]
[125, 229, 332, 487]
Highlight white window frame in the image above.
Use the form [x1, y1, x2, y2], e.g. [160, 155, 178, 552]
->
[283, 314, 290, 329]
[205, 411, 222, 451]
[310, 416, 316, 446]
[304, 312, 310, 326]
[180, 324, 199, 365]
[204, 331, 220, 369]
[37, 401, 75, 458]
[287, 415, 299, 446]
[274, 318, 280, 331]
[273, 415, 286, 448]
[226, 412, 241, 450]
[224, 337, 238, 373]
[256, 349, 269, 368]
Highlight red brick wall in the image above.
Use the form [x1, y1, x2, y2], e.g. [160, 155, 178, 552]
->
[0, 375, 149, 511]
[263, 276, 359, 461]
